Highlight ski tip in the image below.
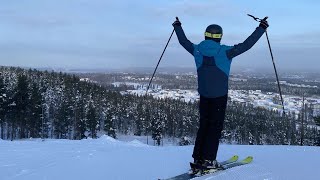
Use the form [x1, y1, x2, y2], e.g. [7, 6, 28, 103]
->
[231, 155, 239, 161]
[242, 156, 253, 163]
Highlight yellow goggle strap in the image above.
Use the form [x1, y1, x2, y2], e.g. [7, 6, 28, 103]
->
[205, 32, 222, 38]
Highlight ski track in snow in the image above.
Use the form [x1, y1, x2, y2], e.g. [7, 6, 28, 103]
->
[193, 164, 276, 180]
[0, 136, 319, 180]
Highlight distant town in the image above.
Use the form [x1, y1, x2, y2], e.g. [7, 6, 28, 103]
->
[119, 87, 320, 118]
[79, 71, 320, 120]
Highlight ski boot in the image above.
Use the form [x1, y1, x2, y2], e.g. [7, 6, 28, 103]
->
[188, 159, 203, 175]
[200, 160, 222, 174]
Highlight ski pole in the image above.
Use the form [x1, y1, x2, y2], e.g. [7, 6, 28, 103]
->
[247, 14, 286, 115]
[145, 17, 178, 96]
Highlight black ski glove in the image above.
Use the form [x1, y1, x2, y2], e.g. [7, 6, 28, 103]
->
[259, 19, 269, 29]
[172, 19, 181, 27]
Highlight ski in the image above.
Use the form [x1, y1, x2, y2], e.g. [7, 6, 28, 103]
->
[190, 155, 238, 169]
[222, 156, 253, 169]
[200, 156, 253, 175]
[159, 155, 239, 180]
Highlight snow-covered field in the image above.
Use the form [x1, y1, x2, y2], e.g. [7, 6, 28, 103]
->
[0, 136, 319, 180]
[123, 88, 320, 117]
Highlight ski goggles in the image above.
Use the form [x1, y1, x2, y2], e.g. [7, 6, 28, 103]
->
[205, 32, 222, 38]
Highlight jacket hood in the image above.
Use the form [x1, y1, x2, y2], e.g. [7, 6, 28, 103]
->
[197, 40, 221, 57]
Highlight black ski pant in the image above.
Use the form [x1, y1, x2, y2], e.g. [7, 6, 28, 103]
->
[192, 94, 227, 161]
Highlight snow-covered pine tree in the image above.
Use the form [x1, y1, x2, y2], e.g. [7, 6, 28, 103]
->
[178, 103, 192, 145]
[104, 102, 116, 138]
[55, 97, 70, 139]
[28, 83, 42, 138]
[0, 76, 6, 139]
[87, 100, 98, 138]
[134, 101, 143, 136]
[314, 116, 320, 146]
[143, 105, 151, 141]
[13, 74, 30, 139]
[151, 102, 163, 146]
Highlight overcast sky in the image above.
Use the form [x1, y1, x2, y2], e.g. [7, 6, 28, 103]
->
[0, 0, 319, 71]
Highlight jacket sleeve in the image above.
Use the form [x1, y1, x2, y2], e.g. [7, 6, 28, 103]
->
[173, 25, 194, 56]
[226, 27, 265, 59]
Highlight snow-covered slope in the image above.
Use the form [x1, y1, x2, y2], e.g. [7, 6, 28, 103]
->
[0, 136, 319, 180]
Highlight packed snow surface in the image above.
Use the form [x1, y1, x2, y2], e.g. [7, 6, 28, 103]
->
[0, 136, 319, 180]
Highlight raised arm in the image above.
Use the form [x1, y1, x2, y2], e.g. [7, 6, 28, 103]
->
[172, 19, 194, 55]
[226, 20, 269, 59]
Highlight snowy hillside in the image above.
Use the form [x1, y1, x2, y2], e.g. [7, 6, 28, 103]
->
[0, 136, 319, 180]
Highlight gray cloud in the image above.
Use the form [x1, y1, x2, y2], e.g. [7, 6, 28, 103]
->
[0, 28, 319, 71]
[271, 32, 320, 48]
[153, 0, 240, 18]
[0, 0, 319, 71]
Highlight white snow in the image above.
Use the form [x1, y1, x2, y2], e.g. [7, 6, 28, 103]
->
[278, 81, 318, 88]
[0, 136, 319, 180]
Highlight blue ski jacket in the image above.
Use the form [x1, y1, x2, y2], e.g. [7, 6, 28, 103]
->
[173, 25, 265, 98]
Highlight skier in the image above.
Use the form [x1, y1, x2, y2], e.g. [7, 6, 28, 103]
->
[172, 18, 268, 173]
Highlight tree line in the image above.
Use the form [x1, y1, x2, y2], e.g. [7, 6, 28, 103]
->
[81, 73, 320, 97]
[0, 66, 319, 146]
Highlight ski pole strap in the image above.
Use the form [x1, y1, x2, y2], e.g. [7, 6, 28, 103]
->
[247, 14, 268, 22]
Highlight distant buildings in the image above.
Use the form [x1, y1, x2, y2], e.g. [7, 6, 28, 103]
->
[116, 82, 320, 118]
